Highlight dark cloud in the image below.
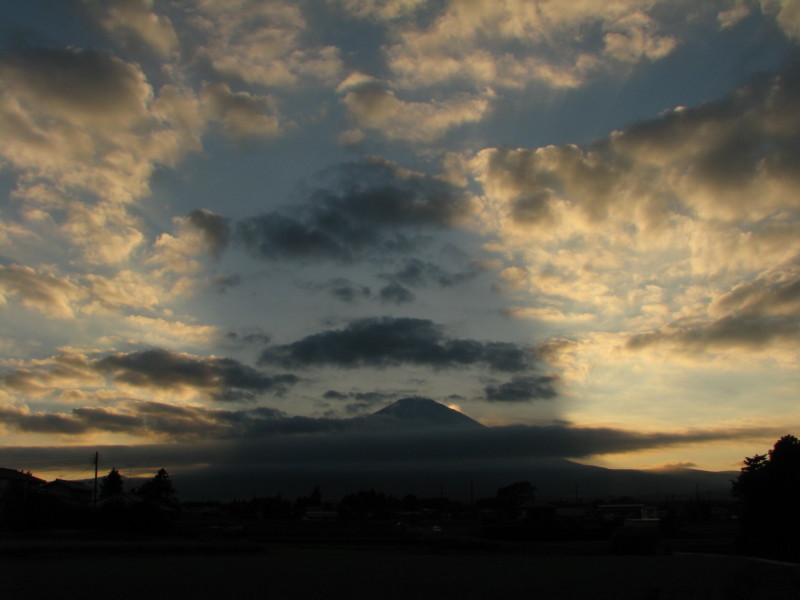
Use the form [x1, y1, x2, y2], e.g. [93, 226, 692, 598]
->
[481, 65, 800, 232]
[0, 407, 88, 435]
[324, 390, 397, 404]
[224, 331, 272, 348]
[386, 258, 481, 288]
[628, 260, 800, 353]
[627, 313, 800, 352]
[0, 46, 148, 119]
[71, 407, 143, 433]
[236, 159, 471, 262]
[323, 390, 399, 415]
[485, 375, 558, 402]
[200, 81, 281, 140]
[128, 401, 228, 438]
[2, 370, 46, 393]
[712, 265, 800, 316]
[319, 278, 372, 303]
[0, 397, 790, 501]
[211, 274, 242, 293]
[188, 209, 230, 257]
[259, 317, 533, 372]
[94, 348, 298, 399]
[237, 212, 351, 260]
[378, 282, 414, 304]
[2, 399, 782, 461]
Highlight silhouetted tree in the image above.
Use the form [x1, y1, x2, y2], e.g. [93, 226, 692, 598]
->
[732, 434, 800, 559]
[338, 489, 399, 519]
[137, 468, 176, 505]
[495, 481, 536, 519]
[294, 486, 324, 516]
[400, 494, 419, 511]
[99, 468, 124, 498]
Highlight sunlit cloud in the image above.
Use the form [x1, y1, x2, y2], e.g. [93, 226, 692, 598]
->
[373, 0, 687, 90]
[340, 78, 491, 142]
[200, 82, 284, 141]
[186, 0, 343, 88]
[88, 0, 181, 58]
[121, 316, 222, 348]
[469, 66, 800, 346]
[0, 265, 86, 319]
[149, 209, 231, 275]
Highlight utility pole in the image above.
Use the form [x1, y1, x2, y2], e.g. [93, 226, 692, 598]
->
[92, 451, 99, 508]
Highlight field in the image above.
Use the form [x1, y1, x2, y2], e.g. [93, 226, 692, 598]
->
[2, 540, 799, 599]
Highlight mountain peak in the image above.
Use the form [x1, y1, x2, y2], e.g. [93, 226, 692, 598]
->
[370, 397, 484, 429]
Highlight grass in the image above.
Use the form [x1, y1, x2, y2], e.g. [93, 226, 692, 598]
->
[2, 543, 799, 599]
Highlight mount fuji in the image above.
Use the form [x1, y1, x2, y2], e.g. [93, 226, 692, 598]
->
[367, 397, 485, 429]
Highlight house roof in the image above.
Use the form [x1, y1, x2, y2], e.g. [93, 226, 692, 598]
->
[0, 467, 45, 485]
[42, 479, 92, 492]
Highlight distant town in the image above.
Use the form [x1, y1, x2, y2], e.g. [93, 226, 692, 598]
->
[0, 458, 759, 559]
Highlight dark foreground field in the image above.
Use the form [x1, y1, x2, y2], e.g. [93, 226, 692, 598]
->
[2, 542, 799, 600]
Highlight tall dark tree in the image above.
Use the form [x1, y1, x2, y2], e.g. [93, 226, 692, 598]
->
[99, 468, 124, 498]
[495, 481, 536, 519]
[732, 434, 800, 560]
[137, 468, 176, 505]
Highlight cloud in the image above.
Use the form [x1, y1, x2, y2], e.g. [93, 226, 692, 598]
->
[83, 270, 165, 315]
[149, 209, 231, 275]
[1, 348, 294, 405]
[328, 0, 427, 21]
[186, 0, 343, 88]
[0, 407, 90, 435]
[95, 348, 298, 401]
[89, 0, 180, 57]
[340, 80, 490, 142]
[237, 157, 473, 262]
[485, 375, 558, 403]
[0, 401, 227, 439]
[200, 82, 283, 140]
[711, 262, 800, 318]
[0, 46, 203, 263]
[375, 0, 685, 91]
[378, 282, 414, 304]
[2, 352, 103, 396]
[323, 389, 398, 415]
[627, 313, 800, 353]
[384, 258, 481, 288]
[627, 260, 800, 353]
[0, 390, 785, 464]
[71, 406, 145, 434]
[259, 316, 535, 372]
[120, 316, 222, 348]
[224, 330, 272, 349]
[0, 265, 86, 319]
[468, 65, 800, 354]
[503, 306, 596, 323]
[0, 46, 152, 126]
[0, 400, 351, 440]
[319, 278, 372, 303]
[1, 411, 786, 475]
[752, 0, 800, 39]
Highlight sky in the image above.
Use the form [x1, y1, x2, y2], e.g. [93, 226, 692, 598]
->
[1, 0, 799, 490]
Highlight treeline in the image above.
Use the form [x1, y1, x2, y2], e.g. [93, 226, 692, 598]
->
[184, 480, 537, 522]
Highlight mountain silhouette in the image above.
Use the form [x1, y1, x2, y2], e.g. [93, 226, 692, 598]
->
[368, 397, 485, 429]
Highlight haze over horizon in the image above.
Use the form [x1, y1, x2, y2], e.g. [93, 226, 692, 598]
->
[1, 0, 799, 485]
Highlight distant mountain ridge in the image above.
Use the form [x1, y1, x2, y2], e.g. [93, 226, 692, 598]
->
[368, 397, 485, 429]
